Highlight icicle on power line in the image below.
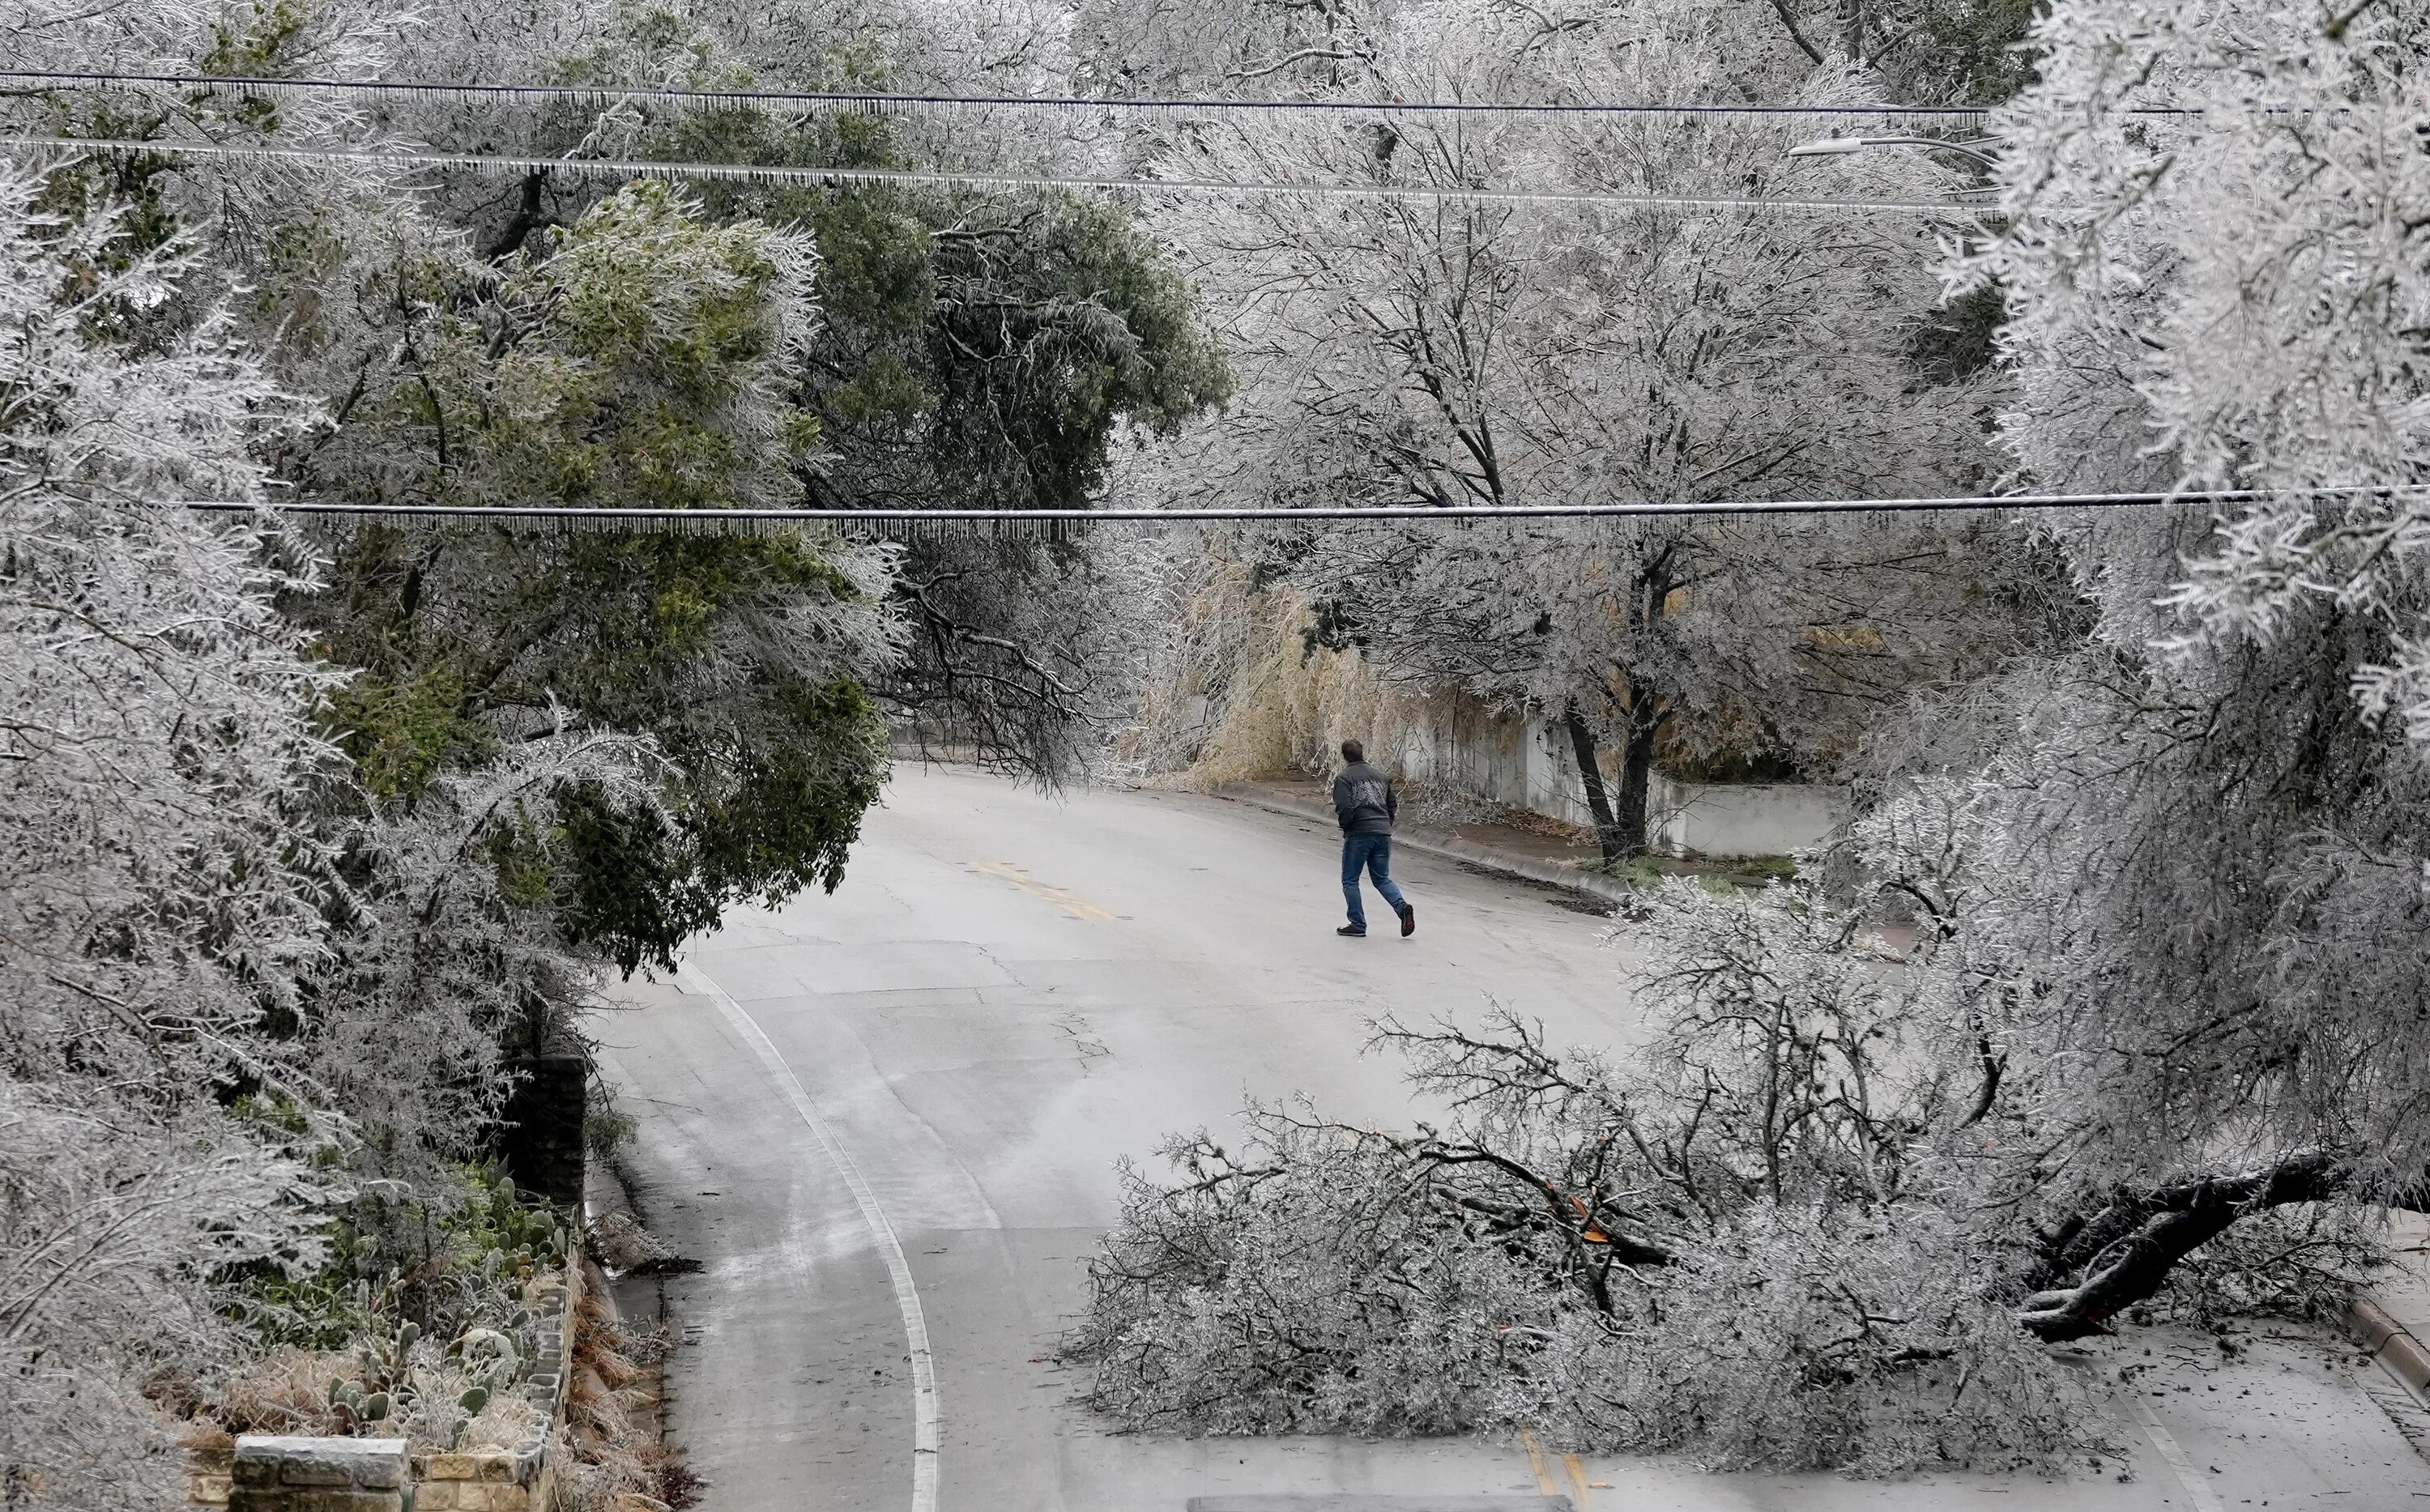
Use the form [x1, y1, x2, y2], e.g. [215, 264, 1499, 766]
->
[0, 70, 2010, 132]
[0, 137, 1988, 212]
[177, 485, 2430, 539]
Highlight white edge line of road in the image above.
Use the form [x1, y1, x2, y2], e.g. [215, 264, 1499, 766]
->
[2134, 1397, 2225, 1512]
[676, 958, 941, 1512]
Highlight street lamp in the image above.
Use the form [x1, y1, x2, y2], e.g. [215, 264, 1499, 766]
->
[1785, 134, 2003, 170]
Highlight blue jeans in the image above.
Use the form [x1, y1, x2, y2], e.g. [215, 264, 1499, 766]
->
[1341, 833, 1407, 930]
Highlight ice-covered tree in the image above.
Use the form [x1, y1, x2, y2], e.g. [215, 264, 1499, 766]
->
[1983, 0, 2430, 726]
[1077, 0, 2430, 1467]
[1106, 0, 2014, 854]
[1071, 936, 2108, 1472]
[0, 165, 335, 1510]
[1843, 0, 2430, 1332]
[339, 0, 1232, 780]
[14, 0, 1231, 784]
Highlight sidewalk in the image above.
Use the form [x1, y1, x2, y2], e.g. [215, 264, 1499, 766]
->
[1213, 777, 1635, 907]
[2356, 1215, 2430, 1451]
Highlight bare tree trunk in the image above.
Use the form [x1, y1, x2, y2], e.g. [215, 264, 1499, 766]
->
[1564, 697, 1668, 863]
[483, 170, 552, 262]
[1601, 546, 1679, 862]
[1561, 701, 1626, 865]
[1612, 703, 1664, 859]
[2017, 1152, 2390, 1342]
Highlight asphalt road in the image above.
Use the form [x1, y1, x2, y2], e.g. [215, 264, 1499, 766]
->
[597, 764, 2427, 1512]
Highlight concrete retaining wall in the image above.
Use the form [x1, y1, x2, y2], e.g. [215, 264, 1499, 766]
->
[1648, 773, 1849, 860]
[1368, 700, 1846, 859]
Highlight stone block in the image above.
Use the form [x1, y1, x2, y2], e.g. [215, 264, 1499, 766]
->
[480, 1483, 532, 1512]
[412, 1480, 455, 1511]
[281, 1467, 352, 1489]
[421, 1455, 479, 1481]
[352, 1457, 405, 1493]
[476, 1454, 518, 1483]
[190, 1472, 235, 1505]
[232, 1457, 283, 1489]
[230, 1437, 408, 1512]
[294, 1455, 383, 1488]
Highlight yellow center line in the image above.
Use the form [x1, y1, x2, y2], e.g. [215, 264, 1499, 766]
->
[1563, 1451, 1593, 1508]
[1516, 1426, 1558, 1496]
[966, 861, 1115, 921]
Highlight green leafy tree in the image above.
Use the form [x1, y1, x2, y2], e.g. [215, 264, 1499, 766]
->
[296, 181, 898, 978]
[379, 6, 1233, 777]
[799, 186, 1232, 776]
[577, 76, 1235, 776]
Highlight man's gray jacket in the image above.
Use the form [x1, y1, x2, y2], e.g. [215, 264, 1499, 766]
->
[1332, 761, 1397, 837]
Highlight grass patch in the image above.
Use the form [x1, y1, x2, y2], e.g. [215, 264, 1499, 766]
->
[1595, 853, 1797, 897]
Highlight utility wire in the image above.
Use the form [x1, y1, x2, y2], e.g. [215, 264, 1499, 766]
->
[0, 69, 2011, 125]
[177, 485, 2430, 537]
[0, 137, 1988, 212]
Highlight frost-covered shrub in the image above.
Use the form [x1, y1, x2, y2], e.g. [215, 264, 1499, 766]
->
[0, 167, 334, 1509]
[1076, 1114, 1576, 1439]
[1626, 1206, 2097, 1474]
[1072, 922, 2110, 1474]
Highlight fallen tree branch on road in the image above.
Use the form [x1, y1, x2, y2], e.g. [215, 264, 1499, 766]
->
[2021, 1154, 2430, 1341]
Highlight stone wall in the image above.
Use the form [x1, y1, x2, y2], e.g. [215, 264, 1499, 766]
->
[414, 1262, 577, 1512]
[226, 1437, 407, 1512]
[501, 1039, 588, 1209]
[192, 1263, 580, 1512]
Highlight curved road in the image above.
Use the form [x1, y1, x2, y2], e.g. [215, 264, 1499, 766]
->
[599, 765, 2424, 1512]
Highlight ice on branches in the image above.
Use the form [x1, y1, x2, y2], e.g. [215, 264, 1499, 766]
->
[0, 167, 336, 1510]
[1976, 0, 2430, 725]
[1069, 894, 2106, 1472]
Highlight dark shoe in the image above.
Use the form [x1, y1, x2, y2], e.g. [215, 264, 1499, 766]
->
[1337, 924, 1367, 936]
[1398, 903, 1416, 937]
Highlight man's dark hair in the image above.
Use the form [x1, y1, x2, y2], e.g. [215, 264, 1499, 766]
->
[1341, 739, 1364, 763]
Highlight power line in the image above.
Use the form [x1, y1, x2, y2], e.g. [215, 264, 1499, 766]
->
[1, 137, 1986, 213]
[177, 486, 2427, 538]
[1, 69, 2009, 126]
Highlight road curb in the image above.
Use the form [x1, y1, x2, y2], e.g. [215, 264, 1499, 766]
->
[2353, 1295, 2430, 1403]
[1212, 784, 1637, 910]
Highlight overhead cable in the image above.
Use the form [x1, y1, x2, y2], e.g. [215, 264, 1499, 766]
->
[0, 69, 2009, 128]
[175, 485, 2430, 539]
[0, 137, 1986, 212]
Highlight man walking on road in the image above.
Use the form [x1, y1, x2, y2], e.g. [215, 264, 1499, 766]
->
[1332, 740, 1415, 938]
